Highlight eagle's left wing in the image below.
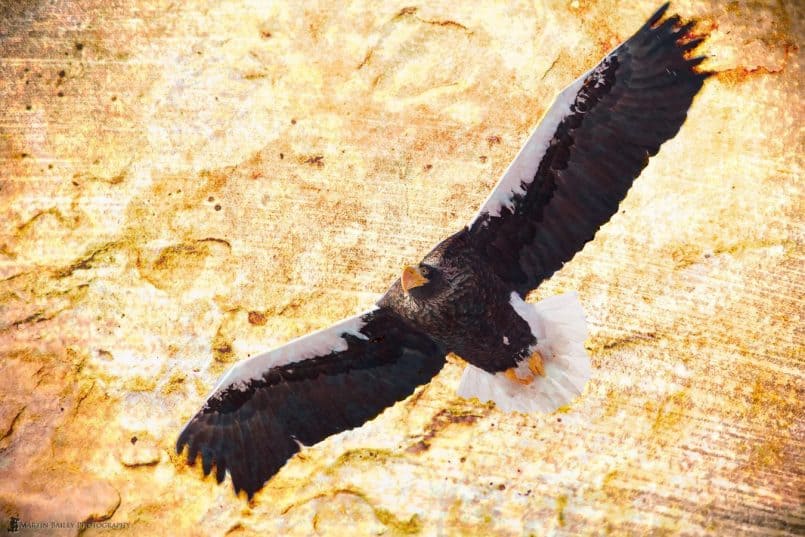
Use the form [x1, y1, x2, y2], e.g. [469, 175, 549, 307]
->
[467, 3, 710, 296]
[176, 307, 445, 499]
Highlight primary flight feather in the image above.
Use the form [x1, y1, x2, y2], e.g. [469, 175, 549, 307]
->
[177, 2, 710, 499]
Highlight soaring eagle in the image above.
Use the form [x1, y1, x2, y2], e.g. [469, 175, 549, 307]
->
[177, 3, 710, 498]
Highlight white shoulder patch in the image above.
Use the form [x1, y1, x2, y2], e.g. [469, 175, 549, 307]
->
[469, 44, 624, 227]
[468, 75, 588, 226]
[457, 293, 591, 413]
[208, 308, 376, 397]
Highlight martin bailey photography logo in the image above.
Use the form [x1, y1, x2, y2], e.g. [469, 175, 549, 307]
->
[6, 516, 129, 532]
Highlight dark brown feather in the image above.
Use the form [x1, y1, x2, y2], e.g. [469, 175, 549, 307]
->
[467, 3, 710, 296]
[176, 308, 445, 499]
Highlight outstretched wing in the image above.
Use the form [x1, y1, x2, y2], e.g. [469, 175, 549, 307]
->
[176, 307, 445, 499]
[467, 3, 710, 296]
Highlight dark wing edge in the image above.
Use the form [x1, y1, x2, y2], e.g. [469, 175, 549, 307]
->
[467, 2, 711, 296]
[175, 307, 446, 499]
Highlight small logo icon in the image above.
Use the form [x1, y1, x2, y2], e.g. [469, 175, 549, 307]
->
[7, 516, 20, 533]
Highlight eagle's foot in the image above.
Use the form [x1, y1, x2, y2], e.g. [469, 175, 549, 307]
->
[528, 350, 545, 377]
[504, 350, 545, 385]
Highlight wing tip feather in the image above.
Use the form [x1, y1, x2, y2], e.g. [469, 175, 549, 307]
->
[175, 433, 187, 456]
[644, 2, 671, 30]
[634, 4, 714, 80]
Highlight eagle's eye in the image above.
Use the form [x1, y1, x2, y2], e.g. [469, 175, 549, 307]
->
[419, 265, 432, 278]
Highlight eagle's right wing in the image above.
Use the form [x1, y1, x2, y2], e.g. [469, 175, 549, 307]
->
[176, 307, 445, 499]
[467, 3, 710, 296]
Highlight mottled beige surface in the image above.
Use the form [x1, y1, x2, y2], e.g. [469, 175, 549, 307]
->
[0, 0, 802, 535]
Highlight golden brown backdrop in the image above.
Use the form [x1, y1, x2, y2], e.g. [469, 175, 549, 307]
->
[0, 0, 802, 535]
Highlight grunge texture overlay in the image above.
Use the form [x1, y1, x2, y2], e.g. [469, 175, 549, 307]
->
[0, 1, 802, 535]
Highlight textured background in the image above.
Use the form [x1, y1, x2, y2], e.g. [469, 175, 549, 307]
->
[0, 0, 802, 535]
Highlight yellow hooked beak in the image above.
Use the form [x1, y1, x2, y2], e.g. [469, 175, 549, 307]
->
[401, 265, 429, 294]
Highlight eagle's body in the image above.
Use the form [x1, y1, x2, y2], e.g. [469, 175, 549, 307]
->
[379, 229, 535, 372]
[176, 3, 712, 499]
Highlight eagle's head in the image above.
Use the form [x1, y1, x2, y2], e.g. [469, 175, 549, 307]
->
[377, 229, 476, 317]
[397, 230, 476, 303]
[400, 263, 439, 298]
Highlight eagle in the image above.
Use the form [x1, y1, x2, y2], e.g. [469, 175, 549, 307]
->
[177, 2, 710, 498]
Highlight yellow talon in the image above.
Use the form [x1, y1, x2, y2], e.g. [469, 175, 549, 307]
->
[528, 350, 545, 377]
[505, 368, 532, 385]
[504, 350, 545, 385]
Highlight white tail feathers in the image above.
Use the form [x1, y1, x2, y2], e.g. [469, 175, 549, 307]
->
[457, 292, 591, 413]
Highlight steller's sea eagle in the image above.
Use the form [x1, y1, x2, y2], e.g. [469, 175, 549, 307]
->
[176, 2, 711, 498]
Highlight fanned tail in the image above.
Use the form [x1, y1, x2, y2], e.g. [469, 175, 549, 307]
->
[457, 292, 591, 413]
